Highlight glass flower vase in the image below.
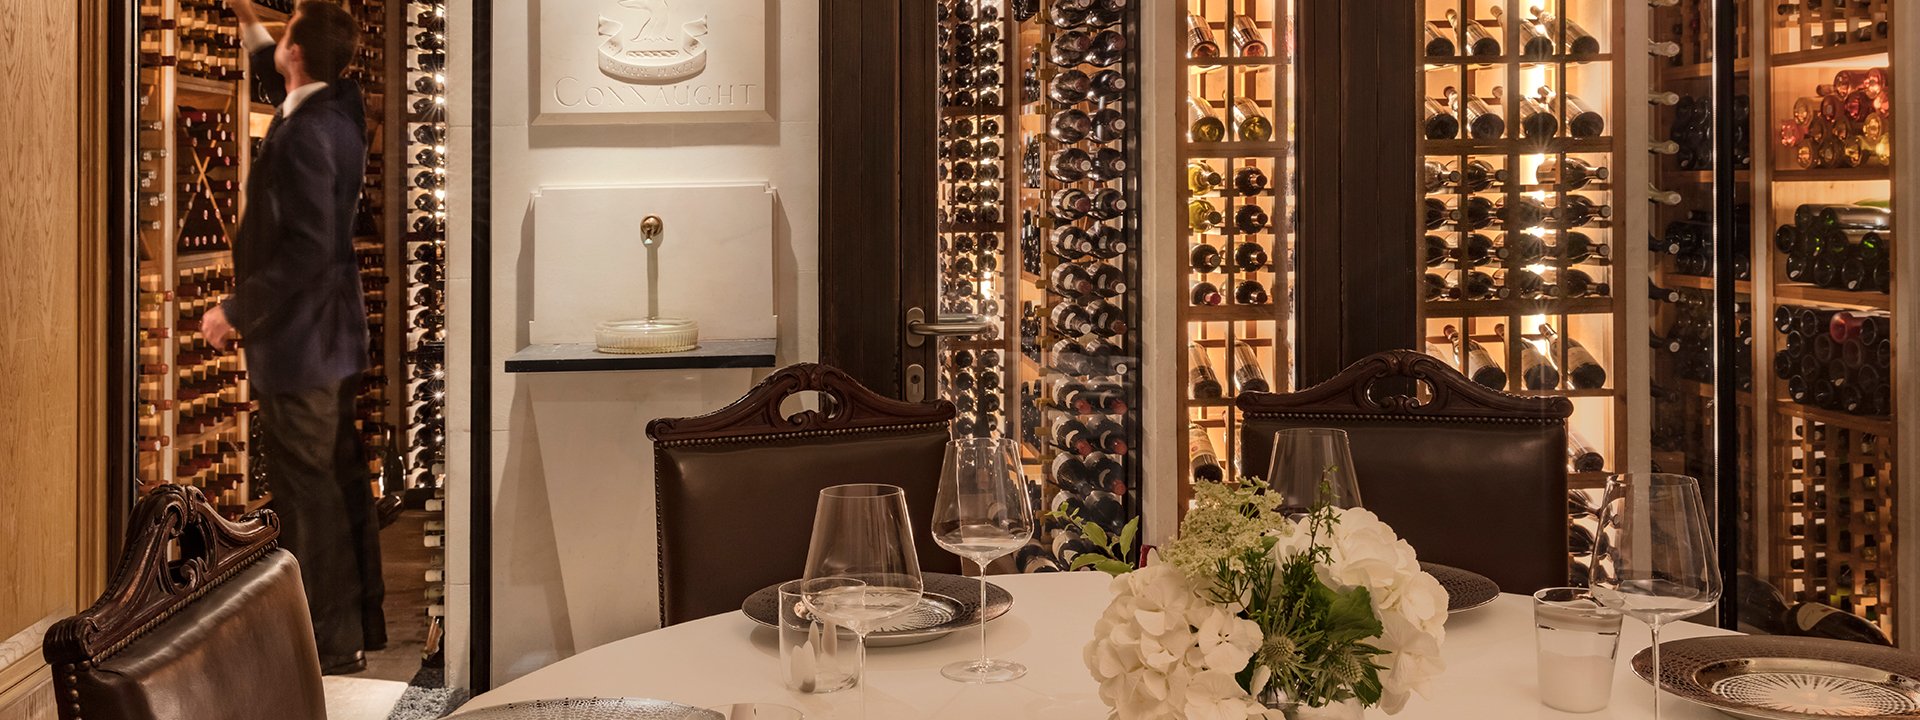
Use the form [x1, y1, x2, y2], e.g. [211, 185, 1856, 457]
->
[1257, 687, 1365, 720]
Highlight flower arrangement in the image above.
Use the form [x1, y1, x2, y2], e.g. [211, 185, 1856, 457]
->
[1083, 481, 1447, 719]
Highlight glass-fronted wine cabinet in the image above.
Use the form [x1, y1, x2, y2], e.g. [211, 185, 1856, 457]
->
[1420, 0, 1914, 645]
[934, 0, 1144, 571]
[1175, 0, 1299, 512]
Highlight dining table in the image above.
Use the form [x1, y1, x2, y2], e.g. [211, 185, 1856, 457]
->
[457, 571, 1737, 719]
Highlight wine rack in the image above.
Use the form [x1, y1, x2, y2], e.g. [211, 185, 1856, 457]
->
[1751, 0, 1900, 640]
[407, 0, 450, 652]
[132, 0, 410, 519]
[1175, 0, 1297, 514]
[930, 0, 1143, 573]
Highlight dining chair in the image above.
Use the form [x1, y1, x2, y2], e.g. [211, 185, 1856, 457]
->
[43, 485, 326, 720]
[647, 362, 963, 626]
[1235, 349, 1575, 594]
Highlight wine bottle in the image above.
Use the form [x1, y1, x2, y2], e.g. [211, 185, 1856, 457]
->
[1189, 242, 1223, 273]
[1185, 13, 1221, 59]
[1491, 5, 1555, 59]
[1446, 324, 1508, 390]
[1516, 331, 1563, 390]
[1553, 195, 1612, 228]
[1187, 95, 1226, 142]
[1188, 160, 1224, 194]
[1542, 324, 1607, 389]
[1509, 86, 1561, 139]
[1233, 279, 1269, 305]
[1229, 15, 1267, 57]
[1232, 166, 1269, 196]
[1187, 199, 1223, 232]
[1233, 204, 1269, 234]
[1568, 431, 1605, 472]
[1448, 269, 1499, 300]
[1423, 98, 1461, 140]
[1449, 9, 1501, 57]
[1234, 242, 1269, 271]
[1447, 87, 1505, 140]
[1048, 109, 1091, 144]
[1188, 342, 1223, 399]
[1229, 341, 1270, 394]
[1783, 602, 1892, 646]
[1536, 157, 1610, 189]
[1231, 97, 1273, 142]
[1190, 280, 1224, 306]
[1559, 92, 1607, 138]
[1423, 21, 1456, 57]
[1189, 423, 1224, 482]
[1529, 5, 1602, 58]
[1456, 159, 1505, 192]
[1048, 148, 1093, 183]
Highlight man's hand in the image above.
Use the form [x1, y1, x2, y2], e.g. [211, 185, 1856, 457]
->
[201, 306, 238, 351]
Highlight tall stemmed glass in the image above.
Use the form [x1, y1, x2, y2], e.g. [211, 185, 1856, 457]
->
[800, 484, 925, 719]
[1268, 428, 1363, 515]
[930, 438, 1035, 683]
[1589, 473, 1722, 720]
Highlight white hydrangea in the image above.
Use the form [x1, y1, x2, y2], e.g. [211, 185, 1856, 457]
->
[1084, 565, 1286, 720]
[1315, 508, 1449, 714]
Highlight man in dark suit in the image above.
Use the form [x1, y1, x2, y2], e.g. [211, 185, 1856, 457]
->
[203, 0, 385, 675]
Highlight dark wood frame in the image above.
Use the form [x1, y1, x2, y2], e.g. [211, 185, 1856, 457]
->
[44, 486, 281, 676]
[647, 363, 956, 444]
[1237, 349, 1576, 420]
[469, 0, 496, 690]
[1294, 1, 1421, 387]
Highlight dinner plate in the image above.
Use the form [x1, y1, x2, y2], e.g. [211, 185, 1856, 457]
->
[1631, 636, 1920, 719]
[1419, 562, 1499, 613]
[742, 572, 1014, 647]
[449, 698, 723, 720]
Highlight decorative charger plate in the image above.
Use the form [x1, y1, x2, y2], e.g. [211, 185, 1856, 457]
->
[1631, 636, 1920, 719]
[1419, 562, 1499, 613]
[742, 572, 1013, 647]
[449, 698, 723, 720]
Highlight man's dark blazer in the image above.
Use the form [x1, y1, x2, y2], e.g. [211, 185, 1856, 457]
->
[221, 45, 371, 395]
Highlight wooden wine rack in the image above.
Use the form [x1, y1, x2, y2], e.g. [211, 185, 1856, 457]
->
[1174, 0, 1297, 513]
[133, 0, 408, 516]
[406, 0, 451, 658]
[1417, 0, 1627, 484]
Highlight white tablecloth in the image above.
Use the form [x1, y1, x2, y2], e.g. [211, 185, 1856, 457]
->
[461, 572, 1734, 719]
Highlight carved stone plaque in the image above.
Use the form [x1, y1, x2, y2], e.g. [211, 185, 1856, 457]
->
[536, 0, 769, 123]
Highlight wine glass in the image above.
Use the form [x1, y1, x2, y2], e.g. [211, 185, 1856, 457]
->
[930, 438, 1035, 683]
[800, 484, 925, 720]
[1267, 428, 1363, 515]
[1589, 473, 1722, 720]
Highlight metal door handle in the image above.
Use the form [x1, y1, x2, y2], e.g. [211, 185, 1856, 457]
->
[905, 307, 994, 347]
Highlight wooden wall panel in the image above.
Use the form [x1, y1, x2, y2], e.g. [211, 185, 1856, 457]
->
[0, 670, 59, 720]
[0, 0, 105, 707]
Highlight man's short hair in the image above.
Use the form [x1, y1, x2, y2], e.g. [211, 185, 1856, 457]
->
[288, 1, 359, 81]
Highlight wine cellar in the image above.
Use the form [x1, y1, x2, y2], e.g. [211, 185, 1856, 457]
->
[132, 0, 449, 652]
[1175, 0, 1297, 508]
[935, 0, 1143, 572]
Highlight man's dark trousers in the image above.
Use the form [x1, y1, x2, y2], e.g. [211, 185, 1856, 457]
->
[258, 378, 386, 665]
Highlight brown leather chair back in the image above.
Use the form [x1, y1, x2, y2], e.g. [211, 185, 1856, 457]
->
[1235, 350, 1574, 594]
[647, 363, 962, 626]
[43, 486, 325, 720]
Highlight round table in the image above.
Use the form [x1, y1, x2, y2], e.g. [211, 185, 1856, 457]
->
[461, 572, 1734, 719]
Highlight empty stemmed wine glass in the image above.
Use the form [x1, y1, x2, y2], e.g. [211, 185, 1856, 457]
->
[801, 484, 925, 720]
[930, 438, 1035, 683]
[1589, 473, 1722, 720]
[1267, 428, 1363, 515]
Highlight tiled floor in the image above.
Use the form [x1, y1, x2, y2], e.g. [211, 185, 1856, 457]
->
[323, 676, 411, 720]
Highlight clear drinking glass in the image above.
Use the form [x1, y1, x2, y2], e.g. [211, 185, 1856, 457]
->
[777, 580, 857, 694]
[800, 484, 925, 720]
[1268, 428, 1363, 514]
[930, 438, 1035, 683]
[1533, 587, 1625, 712]
[1589, 473, 1722, 720]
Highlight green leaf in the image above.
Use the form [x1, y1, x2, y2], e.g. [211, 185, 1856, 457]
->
[1069, 553, 1106, 571]
[1320, 584, 1384, 646]
[1115, 518, 1139, 557]
[1082, 521, 1110, 549]
[1091, 557, 1135, 576]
